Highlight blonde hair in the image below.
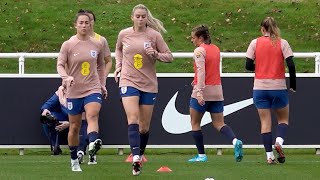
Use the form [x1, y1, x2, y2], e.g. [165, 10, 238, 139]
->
[260, 17, 281, 44]
[132, 4, 167, 33]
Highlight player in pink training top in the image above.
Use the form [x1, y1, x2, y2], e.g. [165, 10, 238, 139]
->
[188, 25, 243, 163]
[57, 12, 106, 172]
[78, 9, 112, 81]
[77, 9, 112, 165]
[114, 4, 173, 176]
[245, 17, 296, 164]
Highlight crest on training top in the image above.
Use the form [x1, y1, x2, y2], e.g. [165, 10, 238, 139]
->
[144, 41, 152, 50]
[90, 50, 97, 58]
[196, 51, 201, 58]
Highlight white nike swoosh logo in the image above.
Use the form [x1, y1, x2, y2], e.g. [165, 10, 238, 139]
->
[162, 92, 253, 134]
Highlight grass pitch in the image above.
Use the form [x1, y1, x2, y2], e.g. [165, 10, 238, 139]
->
[0, 0, 319, 73]
[0, 148, 319, 180]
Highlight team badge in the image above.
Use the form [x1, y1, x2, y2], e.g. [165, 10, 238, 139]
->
[196, 51, 201, 58]
[67, 102, 73, 110]
[121, 86, 127, 94]
[90, 50, 97, 58]
[144, 41, 152, 50]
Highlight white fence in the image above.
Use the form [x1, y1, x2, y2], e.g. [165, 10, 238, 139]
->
[0, 52, 320, 75]
[1, 52, 320, 155]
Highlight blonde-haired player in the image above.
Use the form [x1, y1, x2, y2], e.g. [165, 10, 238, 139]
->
[114, 4, 173, 176]
[246, 17, 296, 164]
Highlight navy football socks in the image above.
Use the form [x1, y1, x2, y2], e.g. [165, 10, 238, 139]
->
[262, 132, 273, 152]
[220, 125, 236, 143]
[128, 124, 140, 156]
[140, 131, 149, 155]
[192, 130, 205, 154]
[88, 131, 99, 143]
[69, 146, 78, 160]
[277, 123, 289, 139]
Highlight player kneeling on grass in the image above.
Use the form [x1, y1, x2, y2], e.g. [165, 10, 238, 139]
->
[188, 25, 243, 163]
[40, 85, 88, 157]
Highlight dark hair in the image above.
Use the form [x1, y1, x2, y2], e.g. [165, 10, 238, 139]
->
[192, 25, 211, 44]
[78, 9, 96, 22]
[74, 12, 90, 23]
[260, 17, 280, 44]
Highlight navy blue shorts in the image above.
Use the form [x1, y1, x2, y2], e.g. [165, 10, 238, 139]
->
[119, 86, 157, 105]
[253, 90, 288, 109]
[189, 98, 224, 113]
[67, 93, 102, 115]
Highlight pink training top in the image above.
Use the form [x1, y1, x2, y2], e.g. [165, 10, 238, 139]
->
[246, 35, 293, 90]
[57, 35, 106, 98]
[191, 44, 223, 101]
[115, 27, 173, 93]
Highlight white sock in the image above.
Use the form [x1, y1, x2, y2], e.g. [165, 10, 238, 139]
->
[266, 152, 275, 160]
[198, 154, 206, 157]
[275, 137, 284, 146]
[77, 150, 84, 156]
[71, 158, 79, 163]
[232, 138, 238, 146]
[133, 155, 140, 162]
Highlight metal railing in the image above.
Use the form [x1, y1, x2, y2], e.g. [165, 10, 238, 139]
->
[0, 52, 319, 74]
[1, 52, 320, 155]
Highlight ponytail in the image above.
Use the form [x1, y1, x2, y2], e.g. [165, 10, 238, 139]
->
[132, 4, 167, 33]
[260, 17, 281, 45]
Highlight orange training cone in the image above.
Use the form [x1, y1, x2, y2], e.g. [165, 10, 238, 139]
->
[125, 153, 148, 162]
[156, 166, 172, 172]
[142, 155, 148, 162]
[125, 154, 133, 162]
